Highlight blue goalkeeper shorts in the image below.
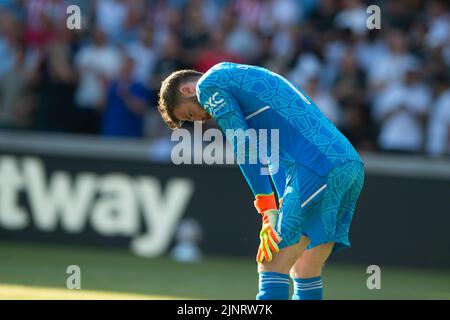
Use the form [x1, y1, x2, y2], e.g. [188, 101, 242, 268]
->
[277, 160, 365, 253]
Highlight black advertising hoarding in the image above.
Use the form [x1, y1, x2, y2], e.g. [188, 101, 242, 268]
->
[0, 146, 449, 269]
[0, 151, 259, 258]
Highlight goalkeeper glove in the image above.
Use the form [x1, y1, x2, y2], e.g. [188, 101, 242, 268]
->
[254, 194, 282, 263]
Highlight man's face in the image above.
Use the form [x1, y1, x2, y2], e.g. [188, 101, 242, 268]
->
[173, 81, 213, 123]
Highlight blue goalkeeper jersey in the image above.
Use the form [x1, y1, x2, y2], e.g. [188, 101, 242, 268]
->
[196, 62, 363, 197]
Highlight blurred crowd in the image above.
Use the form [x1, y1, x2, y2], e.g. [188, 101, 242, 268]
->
[0, 0, 449, 157]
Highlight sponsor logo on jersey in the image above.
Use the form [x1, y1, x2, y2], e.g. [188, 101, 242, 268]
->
[204, 92, 225, 115]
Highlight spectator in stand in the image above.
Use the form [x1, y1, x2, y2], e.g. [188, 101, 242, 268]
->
[194, 28, 242, 73]
[321, 27, 355, 89]
[126, 25, 157, 87]
[383, 0, 418, 30]
[95, 0, 127, 38]
[180, 2, 210, 67]
[427, 73, 450, 157]
[309, 0, 338, 32]
[334, 0, 368, 36]
[268, 0, 303, 28]
[369, 29, 420, 94]
[0, 44, 34, 130]
[288, 47, 323, 89]
[333, 48, 376, 151]
[0, 8, 19, 78]
[424, 0, 449, 50]
[340, 101, 377, 152]
[72, 27, 122, 134]
[355, 29, 389, 80]
[101, 55, 149, 138]
[31, 25, 79, 132]
[23, 0, 66, 49]
[304, 76, 342, 127]
[373, 65, 432, 153]
[121, 0, 147, 44]
[333, 49, 367, 108]
[150, 31, 186, 99]
[224, 14, 262, 63]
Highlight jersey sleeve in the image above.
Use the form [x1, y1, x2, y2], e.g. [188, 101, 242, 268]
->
[269, 163, 286, 200]
[198, 85, 274, 197]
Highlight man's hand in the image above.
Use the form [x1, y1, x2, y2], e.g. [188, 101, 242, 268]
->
[257, 209, 282, 263]
[254, 194, 282, 263]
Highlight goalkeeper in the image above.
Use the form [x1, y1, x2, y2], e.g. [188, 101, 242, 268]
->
[158, 62, 365, 300]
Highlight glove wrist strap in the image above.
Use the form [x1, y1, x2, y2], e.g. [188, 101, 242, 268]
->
[254, 193, 277, 215]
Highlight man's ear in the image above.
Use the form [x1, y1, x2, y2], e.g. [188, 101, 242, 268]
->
[179, 82, 197, 97]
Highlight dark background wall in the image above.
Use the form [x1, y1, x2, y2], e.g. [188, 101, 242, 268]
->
[0, 142, 449, 269]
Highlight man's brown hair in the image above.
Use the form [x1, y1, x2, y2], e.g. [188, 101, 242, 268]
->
[158, 69, 203, 129]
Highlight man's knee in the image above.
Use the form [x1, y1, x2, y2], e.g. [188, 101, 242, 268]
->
[291, 259, 325, 278]
[290, 242, 334, 278]
[258, 236, 309, 274]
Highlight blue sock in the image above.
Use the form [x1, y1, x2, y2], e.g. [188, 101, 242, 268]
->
[256, 272, 290, 300]
[292, 276, 323, 300]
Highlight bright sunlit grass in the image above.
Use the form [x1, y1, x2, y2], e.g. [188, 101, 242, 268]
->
[0, 284, 184, 300]
[0, 242, 448, 300]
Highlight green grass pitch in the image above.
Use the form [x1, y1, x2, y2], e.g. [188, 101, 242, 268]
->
[0, 242, 448, 300]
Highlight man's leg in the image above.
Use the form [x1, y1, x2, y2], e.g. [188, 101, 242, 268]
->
[288, 161, 365, 300]
[256, 236, 309, 300]
[289, 242, 334, 300]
